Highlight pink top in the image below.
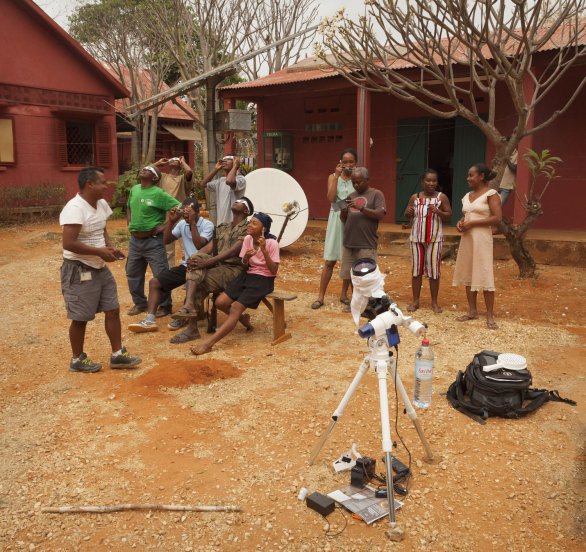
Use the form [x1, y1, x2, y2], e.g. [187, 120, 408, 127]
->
[240, 234, 280, 277]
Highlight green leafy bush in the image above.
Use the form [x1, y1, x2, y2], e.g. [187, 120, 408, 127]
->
[111, 166, 139, 209]
[0, 182, 66, 209]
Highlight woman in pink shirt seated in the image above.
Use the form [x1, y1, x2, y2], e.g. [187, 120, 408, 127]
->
[191, 212, 280, 355]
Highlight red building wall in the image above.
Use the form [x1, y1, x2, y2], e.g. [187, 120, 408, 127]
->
[226, 52, 586, 230]
[258, 87, 358, 219]
[531, 67, 586, 230]
[0, 0, 123, 201]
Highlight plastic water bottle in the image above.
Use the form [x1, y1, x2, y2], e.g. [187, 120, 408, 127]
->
[414, 339, 434, 408]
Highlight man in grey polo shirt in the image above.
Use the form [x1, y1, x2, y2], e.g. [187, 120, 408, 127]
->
[60, 167, 142, 373]
[197, 156, 246, 224]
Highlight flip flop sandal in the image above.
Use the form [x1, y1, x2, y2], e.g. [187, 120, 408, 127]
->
[169, 331, 201, 344]
[172, 308, 198, 320]
[311, 300, 324, 310]
[456, 314, 478, 322]
[340, 298, 351, 305]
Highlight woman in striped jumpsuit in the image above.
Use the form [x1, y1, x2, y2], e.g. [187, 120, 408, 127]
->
[404, 169, 452, 313]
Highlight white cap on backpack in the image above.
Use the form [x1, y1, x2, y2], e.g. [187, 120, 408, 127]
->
[483, 353, 527, 372]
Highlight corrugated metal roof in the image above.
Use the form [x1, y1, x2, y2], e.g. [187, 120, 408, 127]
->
[222, 63, 338, 90]
[222, 20, 586, 91]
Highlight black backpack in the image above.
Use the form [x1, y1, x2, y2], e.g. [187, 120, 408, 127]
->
[446, 350, 576, 424]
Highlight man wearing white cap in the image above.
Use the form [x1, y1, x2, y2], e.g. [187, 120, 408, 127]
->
[197, 156, 246, 224]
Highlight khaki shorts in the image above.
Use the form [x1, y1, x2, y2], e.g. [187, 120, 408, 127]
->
[187, 257, 243, 315]
[340, 247, 378, 280]
[61, 260, 119, 322]
[186, 253, 214, 283]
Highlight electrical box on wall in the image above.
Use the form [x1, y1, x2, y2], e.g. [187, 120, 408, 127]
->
[215, 109, 252, 132]
[262, 131, 293, 171]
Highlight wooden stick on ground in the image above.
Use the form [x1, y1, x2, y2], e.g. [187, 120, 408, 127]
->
[42, 504, 241, 514]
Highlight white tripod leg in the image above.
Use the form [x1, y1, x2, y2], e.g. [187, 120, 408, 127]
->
[309, 359, 370, 465]
[388, 357, 435, 462]
[374, 359, 397, 528]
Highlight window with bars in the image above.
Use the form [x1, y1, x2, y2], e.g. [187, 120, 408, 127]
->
[66, 121, 94, 165]
[55, 119, 112, 168]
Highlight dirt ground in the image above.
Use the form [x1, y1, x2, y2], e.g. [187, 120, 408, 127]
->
[0, 219, 584, 552]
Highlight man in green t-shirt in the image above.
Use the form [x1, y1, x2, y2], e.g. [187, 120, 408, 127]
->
[126, 165, 181, 316]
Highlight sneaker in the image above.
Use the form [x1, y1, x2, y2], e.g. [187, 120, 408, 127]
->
[128, 319, 158, 333]
[110, 347, 142, 369]
[168, 318, 188, 331]
[70, 353, 102, 373]
[127, 305, 147, 316]
[155, 306, 172, 318]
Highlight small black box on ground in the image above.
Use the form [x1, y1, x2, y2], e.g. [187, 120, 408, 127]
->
[306, 492, 335, 517]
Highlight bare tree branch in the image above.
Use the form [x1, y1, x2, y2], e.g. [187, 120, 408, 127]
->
[317, 0, 586, 164]
[70, 1, 175, 165]
[316, 0, 585, 278]
[241, 0, 319, 80]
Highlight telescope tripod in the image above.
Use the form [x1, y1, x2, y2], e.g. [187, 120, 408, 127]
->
[309, 335, 435, 530]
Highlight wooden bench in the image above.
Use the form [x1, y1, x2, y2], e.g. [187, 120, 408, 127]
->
[262, 291, 298, 345]
[206, 290, 297, 346]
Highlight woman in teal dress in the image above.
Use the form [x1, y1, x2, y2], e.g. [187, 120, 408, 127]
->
[311, 148, 357, 309]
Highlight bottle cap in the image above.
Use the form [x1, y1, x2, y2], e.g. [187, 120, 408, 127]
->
[422, 339, 429, 345]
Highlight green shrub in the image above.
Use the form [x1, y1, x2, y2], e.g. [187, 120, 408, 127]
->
[0, 182, 66, 209]
[110, 206, 126, 219]
[112, 166, 139, 209]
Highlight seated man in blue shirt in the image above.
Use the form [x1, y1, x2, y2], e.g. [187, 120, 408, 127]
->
[128, 198, 214, 333]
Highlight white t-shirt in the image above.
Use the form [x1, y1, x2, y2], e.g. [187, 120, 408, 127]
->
[207, 175, 246, 224]
[60, 194, 112, 269]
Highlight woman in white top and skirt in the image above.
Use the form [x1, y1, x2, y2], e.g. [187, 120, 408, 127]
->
[452, 163, 502, 329]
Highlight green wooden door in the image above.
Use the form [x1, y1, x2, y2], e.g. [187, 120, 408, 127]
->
[452, 117, 487, 224]
[395, 119, 428, 222]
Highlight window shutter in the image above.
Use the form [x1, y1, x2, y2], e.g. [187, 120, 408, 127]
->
[55, 119, 68, 167]
[95, 121, 112, 167]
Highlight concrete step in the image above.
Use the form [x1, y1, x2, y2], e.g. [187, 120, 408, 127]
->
[302, 224, 586, 268]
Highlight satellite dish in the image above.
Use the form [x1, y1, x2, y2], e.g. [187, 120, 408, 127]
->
[245, 168, 308, 248]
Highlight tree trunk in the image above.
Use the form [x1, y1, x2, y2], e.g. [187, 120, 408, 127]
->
[141, 113, 149, 165]
[503, 230, 537, 278]
[501, 217, 539, 279]
[131, 130, 140, 167]
[145, 111, 158, 164]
